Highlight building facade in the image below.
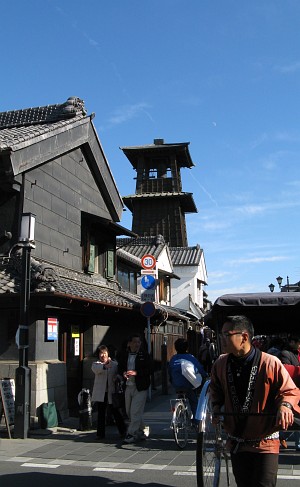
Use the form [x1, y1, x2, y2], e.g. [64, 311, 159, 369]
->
[0, 97, 143, 422]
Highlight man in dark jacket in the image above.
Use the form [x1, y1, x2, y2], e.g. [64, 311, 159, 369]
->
[117, 334, 153, 444]
[279, 334, 300, 451]
[279, 335, 300, 366]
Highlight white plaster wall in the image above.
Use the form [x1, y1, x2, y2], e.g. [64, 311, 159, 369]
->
[171, 267, 196, 309]
[156, 247, 174, 273]
[171, 255, 207, 310]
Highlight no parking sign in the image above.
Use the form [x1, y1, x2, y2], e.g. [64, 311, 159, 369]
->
[140, 301, 156, 317]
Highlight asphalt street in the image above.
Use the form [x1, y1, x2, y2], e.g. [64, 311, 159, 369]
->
[0, 389, 299, 486]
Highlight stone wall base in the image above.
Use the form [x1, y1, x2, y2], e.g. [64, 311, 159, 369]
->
[0, 361, 69, 428]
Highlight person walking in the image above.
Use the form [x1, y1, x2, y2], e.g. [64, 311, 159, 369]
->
[169, 337, 207, 420]
[266, 336, 285, 358]
[117, 333, 153, 444]
[91, 345, 126, 440]
[279, 334, 300, 366]
[198, 338, 214, 373]
[210, 315, 300, 487]
[278, 334, 300, 451]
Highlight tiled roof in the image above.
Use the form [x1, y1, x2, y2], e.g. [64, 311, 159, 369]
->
[123, 192, 197, 213]
[0, 251, 188, 320]
[169, 245, 202, 266]
[0, 97, 86, 129]
[120, 140, 194, 169]
[117, 235, 166, 260]
[0, 252, 141, 310]
[116, 248, 142, 266]
[0, 97, 87, 150]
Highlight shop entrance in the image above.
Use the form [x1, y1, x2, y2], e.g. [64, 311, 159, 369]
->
[60, 325, 83, 416]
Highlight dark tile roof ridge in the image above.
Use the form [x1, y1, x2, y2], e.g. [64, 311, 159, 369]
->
[123, 192, 191, 198]
[35, 261, 143, 308]
[120, 142, 190, 150]
[116, 235, 166, 260]
[169, 245, 202, 266]
[117, 235, 166, 247]
[169, 244, 201, 251]
[0, 114, 87, 150]
[116, 248, 142, 266]
[0, 253, 141, 308]
[0, 96, 87, 130]
[1, 255, 192, 318]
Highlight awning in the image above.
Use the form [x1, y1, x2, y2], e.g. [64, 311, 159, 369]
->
[204, 292, 300, 334]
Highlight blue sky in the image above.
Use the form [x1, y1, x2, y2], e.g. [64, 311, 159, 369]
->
[2, 1, 300, 303]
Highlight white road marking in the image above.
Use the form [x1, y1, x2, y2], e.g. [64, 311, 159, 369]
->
[277, 475, 300, 480]
[94, 461, 120, 467]
[6, 457, 34, 462]
[21, 463, 60, 469]
[94, 467, 135, 473]
[174, 471, 196, 476]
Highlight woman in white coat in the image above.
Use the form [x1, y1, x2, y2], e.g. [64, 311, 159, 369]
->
[91, 345, 126, 439]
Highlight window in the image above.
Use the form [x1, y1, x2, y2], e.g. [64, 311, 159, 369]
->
[117, 263, 137, 293]
[197, 279, 202, 303]
[82, 216, 115, 279]
[158, 277, 170, 305]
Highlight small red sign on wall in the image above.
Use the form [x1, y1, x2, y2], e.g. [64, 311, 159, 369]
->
[46, 317, 58, 341]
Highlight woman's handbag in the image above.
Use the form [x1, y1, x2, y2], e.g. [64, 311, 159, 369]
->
[112, 378, 125, 409]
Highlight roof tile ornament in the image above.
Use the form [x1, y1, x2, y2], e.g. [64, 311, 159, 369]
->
[0, 96, 86, 129]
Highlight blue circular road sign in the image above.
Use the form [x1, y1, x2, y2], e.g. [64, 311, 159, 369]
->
[141, 275, 156, 290]
[140, 301, 156, 318]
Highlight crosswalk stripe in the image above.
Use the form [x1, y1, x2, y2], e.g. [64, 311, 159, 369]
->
[94, 467, 135, 473]
[277, 475, 300, 480]
[174, 472, 196, 476]
[21, 463, 60, 469]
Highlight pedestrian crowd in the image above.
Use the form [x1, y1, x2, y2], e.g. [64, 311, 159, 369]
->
[90, 322, 300, 487]
[91, 333, 152, 444]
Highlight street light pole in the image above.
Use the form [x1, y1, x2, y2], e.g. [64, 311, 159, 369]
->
[276, 276, 283, 289]
[269, 275, 291, 293]
[14, 213, 36, 439]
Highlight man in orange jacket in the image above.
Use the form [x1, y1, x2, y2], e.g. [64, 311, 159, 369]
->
[210, 315, 300, 487]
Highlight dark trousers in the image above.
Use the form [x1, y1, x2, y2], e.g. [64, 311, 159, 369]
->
[231, 451, 278, 487]
[185, 389, 198, 419]
[97, 394, 126, 437]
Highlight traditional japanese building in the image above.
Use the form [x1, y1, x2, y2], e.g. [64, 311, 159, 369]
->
[0, 101, 191, 426]
[121, 139, 197, 247]
[121, 139, 210, 356]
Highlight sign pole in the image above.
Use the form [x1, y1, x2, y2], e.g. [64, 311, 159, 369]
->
[147, 316, 151, 401]
[140, 254, 157, 403]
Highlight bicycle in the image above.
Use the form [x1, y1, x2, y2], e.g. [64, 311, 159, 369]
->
[170, 390, 194, 449]
[195, 380, 300, 487]
[195, 379, 230, 487]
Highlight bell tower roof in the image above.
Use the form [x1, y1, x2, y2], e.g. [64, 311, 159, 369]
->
[120, 139, 194, 169]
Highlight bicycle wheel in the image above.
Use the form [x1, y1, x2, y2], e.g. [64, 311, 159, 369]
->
[172, 402, 188, 449]
[196, 380, 221, 487]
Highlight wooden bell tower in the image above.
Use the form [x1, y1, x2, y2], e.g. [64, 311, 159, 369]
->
[121, 139, 197, 247]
